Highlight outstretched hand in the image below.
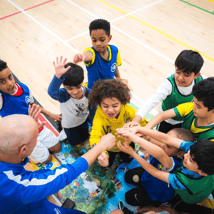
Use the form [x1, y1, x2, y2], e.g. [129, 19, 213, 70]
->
[73, 53, 85, 64]
[117, 140, 134, 155]
[53, 56, 71, 78]
[28, 104, 46, 130]
[123, 121, 140, 128]
[116, 127, 138, 141]
[48, 113, 62, 123]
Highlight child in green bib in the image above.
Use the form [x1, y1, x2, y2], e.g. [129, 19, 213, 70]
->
[146, 77, 214, 142]
[125, 50, 204, 133]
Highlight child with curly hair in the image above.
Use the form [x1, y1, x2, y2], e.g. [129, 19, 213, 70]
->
[88, 79, 147, 167]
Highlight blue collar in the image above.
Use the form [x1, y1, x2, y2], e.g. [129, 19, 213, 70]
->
[181, 165, 202, 178]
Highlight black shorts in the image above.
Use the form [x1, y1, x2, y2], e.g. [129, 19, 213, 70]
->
[108, 142, 135, 167]
[64, 120, 89, 146]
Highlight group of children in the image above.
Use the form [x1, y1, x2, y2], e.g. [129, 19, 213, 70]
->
[1, 18, 214, 214]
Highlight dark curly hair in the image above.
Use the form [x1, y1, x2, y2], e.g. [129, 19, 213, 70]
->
[89, 19, 110, 36]
[88, 79, 131, 108]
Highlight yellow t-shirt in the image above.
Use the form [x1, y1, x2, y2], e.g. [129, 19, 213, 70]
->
[90, 104, 147, 156]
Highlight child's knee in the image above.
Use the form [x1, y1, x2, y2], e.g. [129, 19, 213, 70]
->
[43, 153, 52, 163]
[49, 142, 62, 153]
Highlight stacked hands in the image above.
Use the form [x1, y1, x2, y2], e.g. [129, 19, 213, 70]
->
[98, 124, 147, 167]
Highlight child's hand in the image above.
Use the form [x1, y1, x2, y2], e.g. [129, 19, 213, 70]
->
[123, 121, 140, 128]
[73, 53, 85, 64]
[100, 133, 116, 151]
[49, 113, 62, 123]
[98, 152, 109, 167]
[53, 56, 71, 78]
[123, 138, 130, 147]
[116, 127, 137, 141]
[117, 141, 134, 155]
[29, 104, 46, 130]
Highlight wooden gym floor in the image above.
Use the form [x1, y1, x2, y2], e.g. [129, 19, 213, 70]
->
[0, 0, 214, 115]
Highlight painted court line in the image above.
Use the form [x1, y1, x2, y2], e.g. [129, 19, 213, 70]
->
[0, 0, 54, 21]
[39, 114, 59, 136]
[99, 0, 214, 62]
[65, 0, 163, 42]
[65, 0, 173, 63]
[6, 0, 160, 113]
[180, 0, 214, 15]
[7, 0, 78, 53]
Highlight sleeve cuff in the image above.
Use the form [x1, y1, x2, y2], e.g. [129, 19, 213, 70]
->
[180, 141, 194, 153]
[166, 157, 175, 172]
[55, 75, 65, 81]
[173, 107, 180, 117]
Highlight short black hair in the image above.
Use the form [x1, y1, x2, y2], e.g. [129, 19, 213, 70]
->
[190, 140, 214, 175]
[0, 59, 7, 72]
[175, 50, 204, 75]
[62, 63, 84, 87]
[173, 128, 194, 142]
[88, 79, 131, 108]
[89, 19, 110, 36]
[192, 77, 214, 111]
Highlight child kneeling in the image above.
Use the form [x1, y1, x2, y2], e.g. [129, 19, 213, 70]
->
[48, 57, 90, 146]
[121, 128, 193, 207]
[88, 79, 147, 167]
[117, 127, 214, 213]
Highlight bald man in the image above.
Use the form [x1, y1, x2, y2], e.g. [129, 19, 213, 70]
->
[0, 113, 116, 214]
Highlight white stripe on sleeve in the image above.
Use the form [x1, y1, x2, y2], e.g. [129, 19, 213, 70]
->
[4, 168, 68, 187]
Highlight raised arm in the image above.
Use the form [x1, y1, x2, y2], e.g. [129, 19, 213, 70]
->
[117, 141, 169, 184]
[21, 133, 116, 204]
[82, 133, 116, 167]
[133, 126, 183, 149]
[48, 56, 71, 100]
[73, 51, 93, 64]
[53, 56, 71, 79]
[116, 129, 173, 169]
[146, 108, 176, 129]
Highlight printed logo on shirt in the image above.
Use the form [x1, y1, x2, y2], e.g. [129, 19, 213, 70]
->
[111, 63, 116, 73]
[158, 164, 167, 171]
[125, 118, 131, 123]
[103, 126, 112, 134]
[25, 96, 31, 105]
[75, 103, 88, 117]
